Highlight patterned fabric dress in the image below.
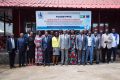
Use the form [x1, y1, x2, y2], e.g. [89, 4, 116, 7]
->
[34, 35, 43, 64]
[69, 35, 77, 65]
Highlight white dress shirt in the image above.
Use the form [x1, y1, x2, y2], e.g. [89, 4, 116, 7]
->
[87, 36, 92, 47]
[11, 38, 15, 49]
[81, 35, 83, 41]
[101, 33, 113, 49]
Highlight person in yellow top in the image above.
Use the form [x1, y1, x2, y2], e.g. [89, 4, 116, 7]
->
[52, 32, 60, 65]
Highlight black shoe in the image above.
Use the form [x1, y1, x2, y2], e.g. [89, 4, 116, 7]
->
[90, 63, 93, 65]
[47, 64, 50, 66]
[19, 64, 21, 67]
[22, 65, 25, 67]
[10, 66, 13, 69]
[61, 63, 64, 65]
[113, 59, 116, 62]
[13, 66, 16, 68]
[96, 62, 99, 64]
[36, 63, 39, 66]
[78, 63, 81, 65]
[107, 61, 109, 64]
[43, 64, 47, 66]
[82, 63, 85, 66]
[102, 61, 105, 63]
[55, 63, 58, 65]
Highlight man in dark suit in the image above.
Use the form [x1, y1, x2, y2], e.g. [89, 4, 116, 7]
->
[42, 31, 52, 66]
[24, 31, 30, 65]
[7, 33, 17, 69]
[93, 31, 101, 64]
[17, 33, 26, 67]
[49, 31, 54, 63]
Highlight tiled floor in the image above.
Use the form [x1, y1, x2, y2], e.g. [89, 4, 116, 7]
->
[0, 63, 120, 80]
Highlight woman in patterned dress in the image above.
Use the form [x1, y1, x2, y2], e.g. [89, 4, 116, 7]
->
[69, 30, 77, 65]
[34, 31, 43, 65]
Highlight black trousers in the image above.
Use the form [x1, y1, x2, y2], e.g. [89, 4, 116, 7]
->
[102, 47, 111, 63]
[43, 48, 50, 64]
[49, 50, 53, 63]
[19, 50, 25, 66]
[25, 50, 29, 65]
[9, 49, 16, 68]
[28, 46, 35, 63]
[24, 45, 28, 65]
[111, 47, 117, 61]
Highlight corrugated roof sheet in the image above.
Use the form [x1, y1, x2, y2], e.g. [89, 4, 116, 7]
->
[0, 0, 120, 9]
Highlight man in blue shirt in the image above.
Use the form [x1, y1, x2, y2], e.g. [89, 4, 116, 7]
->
[17, 33, 26, 67]
[111, 28, 119, 62]
[42, 31, 52, 66]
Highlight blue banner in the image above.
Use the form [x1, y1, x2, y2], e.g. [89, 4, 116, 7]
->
[36, 11, 91, 30]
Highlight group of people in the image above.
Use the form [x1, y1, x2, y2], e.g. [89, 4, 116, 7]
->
[7, 28, 119, 69]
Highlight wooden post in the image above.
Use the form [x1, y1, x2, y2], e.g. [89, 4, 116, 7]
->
[3, 11, 6, 36]
[18, 10, 21, 34]
[98, 10, 101, 31]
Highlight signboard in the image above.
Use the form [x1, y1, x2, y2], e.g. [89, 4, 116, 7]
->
[36, 11, 91, 30]
[92, 23, 98, 31]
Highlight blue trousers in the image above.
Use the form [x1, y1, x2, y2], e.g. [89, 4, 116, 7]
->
[43, 48, 50, 64]
[81, 50, 86, 64]
[19, 50, 25, 66]
[86, 46, 93, 64]
[61, 49, 68, 65]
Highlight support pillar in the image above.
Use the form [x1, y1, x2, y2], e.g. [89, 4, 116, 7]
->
[3, 11, 6, 36]
[13, 9, 24, 37]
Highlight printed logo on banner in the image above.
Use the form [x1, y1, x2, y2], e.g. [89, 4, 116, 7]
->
[38, 12, 43, 19]
[86, 15, 90, 18]
[80, 15, 85, 18]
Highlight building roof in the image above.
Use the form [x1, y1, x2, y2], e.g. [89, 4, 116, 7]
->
[0, 0, 120, 9]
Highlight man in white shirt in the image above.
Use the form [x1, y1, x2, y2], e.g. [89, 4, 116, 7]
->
[111, 28, 119, 62]
[86, 31, 95, 65]
[101, 29, 113, 63]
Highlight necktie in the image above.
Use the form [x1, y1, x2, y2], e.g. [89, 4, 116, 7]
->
[11, 38, 15, 49]
[45, 37, 48, 43]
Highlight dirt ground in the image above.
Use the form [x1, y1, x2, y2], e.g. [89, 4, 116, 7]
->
[0, 63, 120, 80]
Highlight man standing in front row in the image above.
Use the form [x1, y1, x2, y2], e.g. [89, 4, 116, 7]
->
[111, 28, 119, 62]
[76, 30, 87, 65]
[60, 30, 70, 65]
[17, 33, 26, 67]
[76, 31, 82, 64]
[93, 31, 101, 64]
[7, 34, 17, 69]
[101, 29, 113, 63]
[99, 30, 104, 62]
[42, 31, 52, 66]
[86, 31, 95, 65]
